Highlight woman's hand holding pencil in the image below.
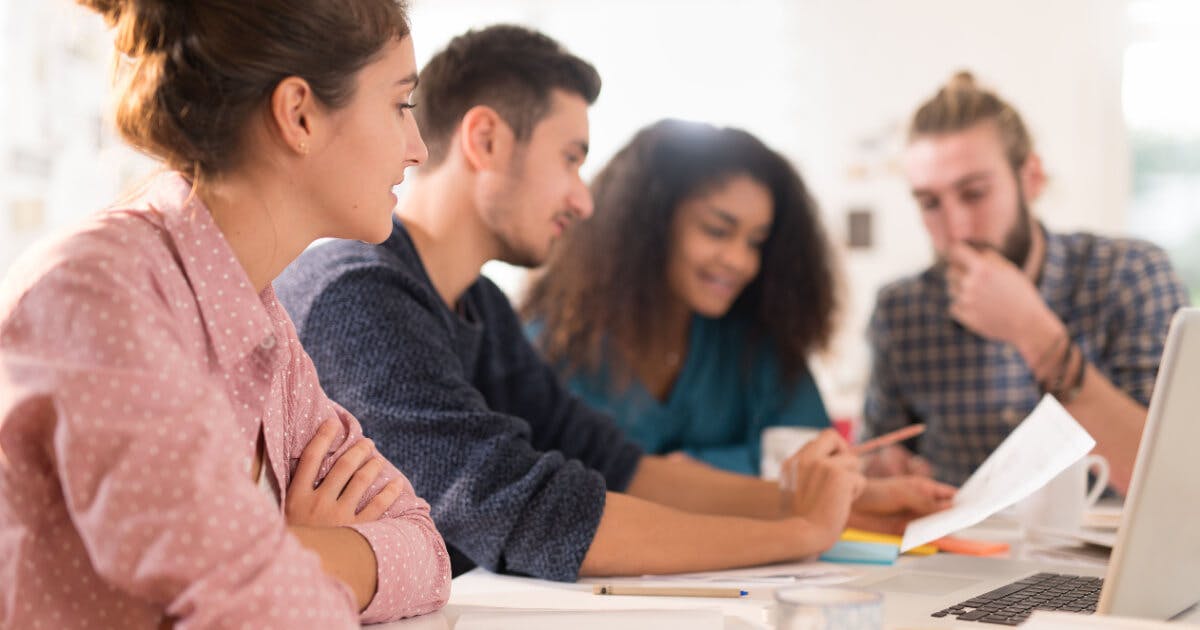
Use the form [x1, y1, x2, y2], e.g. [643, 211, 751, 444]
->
[776, 426, 956, 538]
[778, 429, 866, 548]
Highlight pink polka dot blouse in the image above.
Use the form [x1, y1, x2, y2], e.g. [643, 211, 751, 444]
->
[0, 173, 450, 628]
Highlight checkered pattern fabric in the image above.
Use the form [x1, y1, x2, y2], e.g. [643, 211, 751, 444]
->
[864, 226, 1190, 486]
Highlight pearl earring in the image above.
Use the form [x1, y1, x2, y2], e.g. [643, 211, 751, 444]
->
[298, 141, 309, 155]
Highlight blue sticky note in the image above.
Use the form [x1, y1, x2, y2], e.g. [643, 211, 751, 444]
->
[818, 540, 899, 565]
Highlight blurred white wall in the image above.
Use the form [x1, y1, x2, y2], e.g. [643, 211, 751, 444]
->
[0, 1, 158, 275]
[2, 0, 1184, 421]
[408, 0, 1132, 418]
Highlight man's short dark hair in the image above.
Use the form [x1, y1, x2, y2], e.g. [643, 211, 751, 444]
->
[414, 24, 601, 167]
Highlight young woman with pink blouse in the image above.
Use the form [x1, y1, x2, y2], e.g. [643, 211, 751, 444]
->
[0, 1, 449, 626]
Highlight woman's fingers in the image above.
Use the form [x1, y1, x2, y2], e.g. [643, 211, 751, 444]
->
[339, 456, 383, 504]
[795, 429, 853, 461]
[286, 428, 397, 527]
[292, 418, 339, 494]
[356, 478, 403, 522]
[320, 438, 375, 496]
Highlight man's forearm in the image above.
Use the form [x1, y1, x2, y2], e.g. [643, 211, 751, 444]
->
[579, 491, 832, 576]
[1010, 311, 1147, 495]
[289, 525, 378, 612]
[1063, 366, 1148, 495]
[624, 455, 785, 519]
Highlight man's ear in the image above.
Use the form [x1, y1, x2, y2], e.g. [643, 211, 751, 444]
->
[1019, 151, 1047, 203]
[459, 105, 514, 172]
[268, 76, 318, 157]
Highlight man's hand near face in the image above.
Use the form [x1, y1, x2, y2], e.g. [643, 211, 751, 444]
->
[944, 243, 1066, 369]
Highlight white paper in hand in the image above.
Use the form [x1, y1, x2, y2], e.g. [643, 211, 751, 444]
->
[900, 395, 1096, 551]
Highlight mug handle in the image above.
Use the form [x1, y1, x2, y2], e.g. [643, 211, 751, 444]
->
[1084, 454, 1110, 507]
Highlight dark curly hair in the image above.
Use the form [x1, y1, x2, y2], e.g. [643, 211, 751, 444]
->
[522, 118, 839, 385]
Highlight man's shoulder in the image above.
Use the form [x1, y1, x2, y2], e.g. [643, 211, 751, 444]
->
[1055, 230, 1175, 280]
[275, 229, 433, 326]
[277, 238, 385, 298]
[464, 273, 511, 307]
[295, 237, 396, 275]
[875, 267, 942, 310]
[463, 273, 532, 345]
[1057, 229, 1158, 256]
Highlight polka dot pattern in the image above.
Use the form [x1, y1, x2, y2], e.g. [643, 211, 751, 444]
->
[0, 173, 450, 628]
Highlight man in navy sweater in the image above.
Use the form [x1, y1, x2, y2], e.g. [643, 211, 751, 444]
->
[276, 25, 953, 581]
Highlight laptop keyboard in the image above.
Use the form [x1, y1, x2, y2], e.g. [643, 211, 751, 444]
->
[930, 572, 1101, 626]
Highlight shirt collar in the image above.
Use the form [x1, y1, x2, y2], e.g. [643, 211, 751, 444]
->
[1035, 222, 1073, 314]
[146, 172, 278, 370]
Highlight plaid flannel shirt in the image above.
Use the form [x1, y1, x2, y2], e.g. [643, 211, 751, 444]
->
[864, 225, 1189, 485]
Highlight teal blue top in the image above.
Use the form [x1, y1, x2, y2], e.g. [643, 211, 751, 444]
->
[527, 316, 830, 475]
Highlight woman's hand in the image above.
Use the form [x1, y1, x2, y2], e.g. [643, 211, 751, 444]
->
[848, 476, 957, 534]
[285, 418, 402, 527]
[862, 444, 934, 478]
[780, 429, 866, 548]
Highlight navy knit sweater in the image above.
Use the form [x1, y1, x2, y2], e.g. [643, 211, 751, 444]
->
[275, 217, 643, 582]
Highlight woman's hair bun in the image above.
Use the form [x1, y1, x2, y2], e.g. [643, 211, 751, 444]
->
[76, 0, 121, 21]
[77, 0, 188, 56]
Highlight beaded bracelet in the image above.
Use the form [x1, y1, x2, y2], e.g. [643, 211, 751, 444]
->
[1031, 331, 1069, 379]
[1056, 343, 1087, 404]
[1040, 342, 1086, 404]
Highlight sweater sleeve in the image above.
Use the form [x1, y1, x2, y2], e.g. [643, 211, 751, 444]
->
[293, 266, 629, 582]
[469, 279, 642, 492]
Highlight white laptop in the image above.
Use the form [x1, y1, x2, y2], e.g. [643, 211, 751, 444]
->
[846, 307, 1200, 627]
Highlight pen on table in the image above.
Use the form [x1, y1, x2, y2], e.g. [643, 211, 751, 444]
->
[852, 424, 926, 456]
[592, 585, 748, 598]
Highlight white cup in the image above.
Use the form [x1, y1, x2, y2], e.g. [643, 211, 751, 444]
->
[761, 426, 822, 480]
[1017, 453, 1109, 538]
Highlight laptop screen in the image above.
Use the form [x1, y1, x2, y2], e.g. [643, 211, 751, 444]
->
[1100, 307, 1200, 619]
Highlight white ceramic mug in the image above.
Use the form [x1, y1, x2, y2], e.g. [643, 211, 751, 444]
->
[761, 426, 822, 481]
[1017, 453, 1109, 537]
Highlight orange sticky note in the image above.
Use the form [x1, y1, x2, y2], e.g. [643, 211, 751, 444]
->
[933, 536, 1009, 556]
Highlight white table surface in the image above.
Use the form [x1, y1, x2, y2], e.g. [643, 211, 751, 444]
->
[374, 509, 1200, 629]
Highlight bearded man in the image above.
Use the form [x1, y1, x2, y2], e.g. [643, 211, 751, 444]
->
[862, 72, 1189, 495]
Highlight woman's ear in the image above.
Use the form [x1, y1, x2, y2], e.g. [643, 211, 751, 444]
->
[268, 76, 317, 156]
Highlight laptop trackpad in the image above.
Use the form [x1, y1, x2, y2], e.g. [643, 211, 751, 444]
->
[861, 572, 984, 596]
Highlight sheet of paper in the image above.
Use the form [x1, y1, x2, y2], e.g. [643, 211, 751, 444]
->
[634, 561, 857, 585]
[901, 395, 1096, 551]
[454, 608, 723, 630]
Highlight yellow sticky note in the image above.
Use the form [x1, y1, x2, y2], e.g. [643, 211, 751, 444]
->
[841, 528, 937, 556]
